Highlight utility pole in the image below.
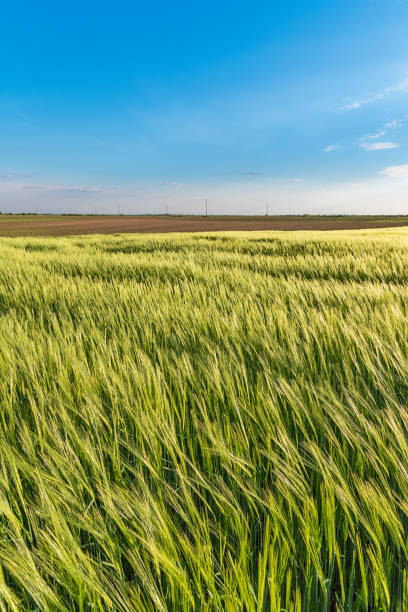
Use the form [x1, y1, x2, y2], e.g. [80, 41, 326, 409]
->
[117, 203, 121, 216]
[205, 199, 208, 217]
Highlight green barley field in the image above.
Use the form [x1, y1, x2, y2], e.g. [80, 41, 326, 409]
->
[2, 227, 408, 611]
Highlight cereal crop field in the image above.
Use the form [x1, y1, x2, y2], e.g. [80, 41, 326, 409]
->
[1, 228, 408, 610]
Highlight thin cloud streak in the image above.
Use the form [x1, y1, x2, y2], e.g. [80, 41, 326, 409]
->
[342, 93, 384, 111]
[360, 142, 399, 151]
[360, 114, 408, 147]
[16, 183, 103, 194]
[341, 75, 408, 112]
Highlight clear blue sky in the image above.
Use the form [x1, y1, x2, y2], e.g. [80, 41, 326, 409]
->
[1, 0, 408, 214]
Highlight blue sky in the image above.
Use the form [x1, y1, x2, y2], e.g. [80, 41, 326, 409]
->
[1, 0, 408, 214]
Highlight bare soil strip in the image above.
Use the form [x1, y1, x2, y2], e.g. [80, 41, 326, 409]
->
[1, 215, 408, 236]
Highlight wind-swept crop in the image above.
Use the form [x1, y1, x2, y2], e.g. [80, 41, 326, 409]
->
[0, 228, 408, 610]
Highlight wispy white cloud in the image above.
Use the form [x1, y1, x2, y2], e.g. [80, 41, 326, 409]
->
[379, 163, 408, 179]
[342, 75, 408, 111]
[360, 141, 399, 151]
[60, 186, 102, 193]
[364, 131, 386, 140]
[360, 114, 408, 145]
[243, 171, 265, 177]
[343, 102, 363, 111]
[0, 172, 31, 180]
[385, 77, 408, 95]
[0, 180, 104, 196]
[324, 145, 339, 152]
[342, 93, 384, 111]
[385, 115, 408, 129]
[21, 184, 103, 193]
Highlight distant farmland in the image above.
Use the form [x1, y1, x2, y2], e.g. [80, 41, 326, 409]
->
[2, 227, 408, 609]
[1, 213, 408, 236]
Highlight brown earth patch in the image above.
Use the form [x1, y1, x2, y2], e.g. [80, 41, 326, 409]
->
[1, 215, 408, 237]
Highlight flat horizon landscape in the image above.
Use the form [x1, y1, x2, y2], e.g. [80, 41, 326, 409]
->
[1, 213, 408, 236]
[4, 0, 408, 608]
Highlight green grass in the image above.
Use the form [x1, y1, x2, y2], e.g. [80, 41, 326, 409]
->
[1, 227, 408, 610]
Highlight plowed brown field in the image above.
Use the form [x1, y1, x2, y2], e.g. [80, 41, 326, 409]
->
[1, 214, 408, 236]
